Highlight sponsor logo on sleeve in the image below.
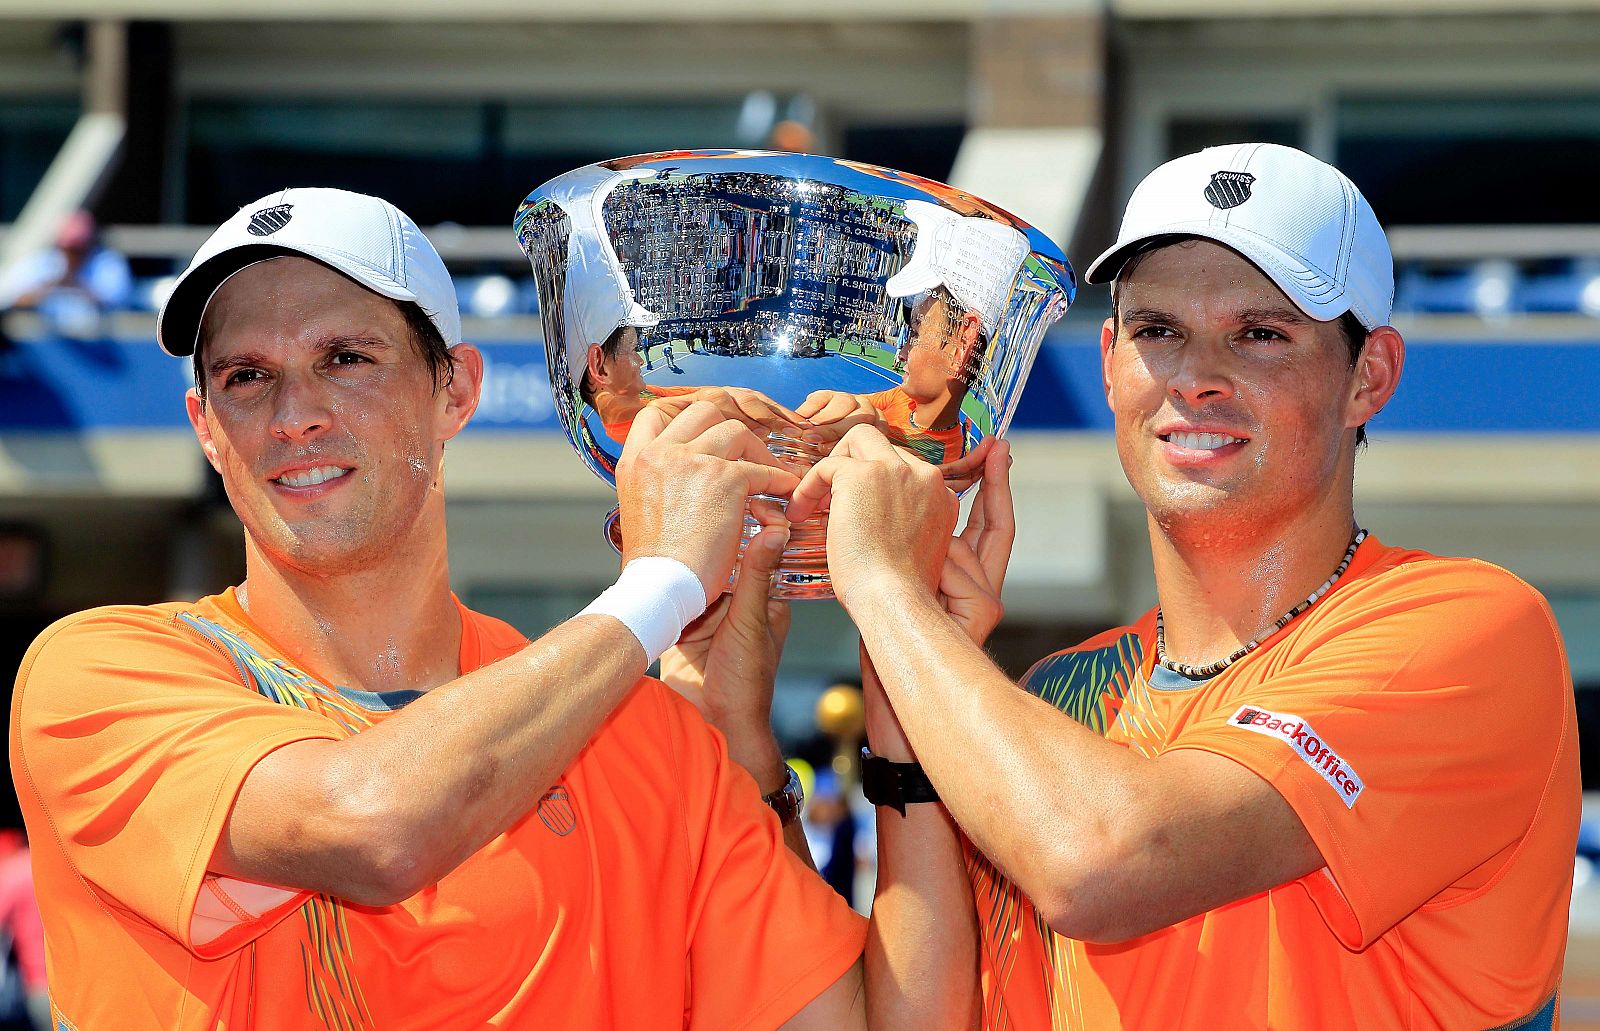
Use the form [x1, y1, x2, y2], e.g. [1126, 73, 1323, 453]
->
[1229, 705, 1364, 809]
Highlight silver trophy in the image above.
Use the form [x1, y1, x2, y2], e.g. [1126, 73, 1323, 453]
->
[515, 150, 1075, 599]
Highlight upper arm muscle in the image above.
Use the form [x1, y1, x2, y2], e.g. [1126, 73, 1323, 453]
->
[1073, 749, 1323, 942]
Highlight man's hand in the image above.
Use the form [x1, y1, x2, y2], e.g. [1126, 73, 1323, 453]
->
[785, 425, 959, 610]
[796, 390, 883, 450]
[937, 436, 993, 494]
[617, 401, 801, 600]
[659, 517, 792, 791]
[648, 386, 807, 440]
[939, 439, 1014, 646]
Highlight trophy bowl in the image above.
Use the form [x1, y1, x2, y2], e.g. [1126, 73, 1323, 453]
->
[514, 149, 1075, 599]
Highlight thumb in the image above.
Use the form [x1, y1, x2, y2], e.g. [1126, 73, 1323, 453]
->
[729, 523, 790, 626]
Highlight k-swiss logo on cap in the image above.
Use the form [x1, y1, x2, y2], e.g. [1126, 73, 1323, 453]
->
[1204, 171, 1256, 210]
[246, 203, 294, 237]
[537, 785, 577, 836]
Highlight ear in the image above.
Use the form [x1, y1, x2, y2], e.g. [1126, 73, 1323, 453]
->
[438, 343, 484, 442]
[953, 314, 983, 377]
[1099, 316, 1117, 411]
[184, 388, 223, 473]
[585, 342, 609, 387]
[1346, 325, 1404, 429]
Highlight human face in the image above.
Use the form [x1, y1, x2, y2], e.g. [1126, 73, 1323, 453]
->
[185, 256, 476, 575]
[900, 294, 961, 403]
[1102, 240, 1376, 542]
[609, 329, 646, 397]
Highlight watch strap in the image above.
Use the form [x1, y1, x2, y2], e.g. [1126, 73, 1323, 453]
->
[861, 749, 940, 816]
[762, 763, 805, 827]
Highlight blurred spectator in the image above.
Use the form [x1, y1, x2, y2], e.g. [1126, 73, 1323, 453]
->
[766, 119, 815, 154]
[0, 830, 47, 1031]
[0, 210, 132, 342]
[801, 770, 863, 908]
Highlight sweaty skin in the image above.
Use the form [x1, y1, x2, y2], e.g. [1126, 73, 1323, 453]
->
[183, 257, 864, 1029]
[810, 240, 1403, 1030]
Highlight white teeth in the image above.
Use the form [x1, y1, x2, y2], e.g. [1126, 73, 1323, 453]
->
[275, 465, 349, 487]
[1167, 431, 1242, 451]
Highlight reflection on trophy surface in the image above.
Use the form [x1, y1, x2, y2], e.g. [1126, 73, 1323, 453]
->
[514, 149, 1076, 598]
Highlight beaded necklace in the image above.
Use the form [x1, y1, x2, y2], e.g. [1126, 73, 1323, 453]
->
[1155, 527, 1368, 679]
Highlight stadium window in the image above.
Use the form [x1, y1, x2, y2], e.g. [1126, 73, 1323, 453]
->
[840, 124, 967, 185]
[183, 99, 492, 225]
[1337, 95, 1600, 225]
[0, 98, 78, 222]
[498, 100, 749, 208]
[1165, 117, 1302, 161]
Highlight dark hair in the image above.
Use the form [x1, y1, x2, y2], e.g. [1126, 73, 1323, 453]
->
[1110, 238, 1371, 448]
[193, 298, 454, 401]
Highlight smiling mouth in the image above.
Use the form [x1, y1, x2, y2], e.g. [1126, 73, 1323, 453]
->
[1161, 431, 1247, 451]
[272, 465, 352, 487]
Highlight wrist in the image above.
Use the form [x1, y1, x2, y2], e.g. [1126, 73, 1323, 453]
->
[839, 569, 938, 618]
[579, 557, 707, 664]
[722, 728, 786, 794]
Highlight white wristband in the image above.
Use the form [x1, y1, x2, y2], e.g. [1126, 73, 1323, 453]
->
[579, 557, 708, 665]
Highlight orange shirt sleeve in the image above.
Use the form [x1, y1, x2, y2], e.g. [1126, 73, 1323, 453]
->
[656, 685, 866, 1031]
[11, 606, 343, 954]
[1164, 561, 1575, 949]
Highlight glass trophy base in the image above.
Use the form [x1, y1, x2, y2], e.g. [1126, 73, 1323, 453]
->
[601, 432, 835, 600]
[601, 503, 834, 601]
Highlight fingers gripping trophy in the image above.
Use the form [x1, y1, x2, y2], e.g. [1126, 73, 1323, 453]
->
[515, 150, 1076, 599]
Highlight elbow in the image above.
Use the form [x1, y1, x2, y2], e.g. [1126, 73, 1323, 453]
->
[1033, 891, 1139, 945]
[337, 834, 433, 907]
[1024, 814, 1158, 945]
[313, 768, 438, 907]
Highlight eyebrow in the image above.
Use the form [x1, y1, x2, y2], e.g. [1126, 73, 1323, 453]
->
[206, 335, 395, 378]
[1119, 307, 1180, 324]
[1234, 307, 1310, 325]
[1118, 306, 1310, 327]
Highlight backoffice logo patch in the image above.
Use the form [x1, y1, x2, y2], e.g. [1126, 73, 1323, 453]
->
[247, 203, 294, 237]
[1204, 171, 1256, 210]
[1230, 705, 1364, 808]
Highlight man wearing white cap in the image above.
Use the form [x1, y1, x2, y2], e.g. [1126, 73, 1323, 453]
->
[788, 144, 1577, 1029]
[11, 187, 867, 1029]
[799, 200, 1028, 464]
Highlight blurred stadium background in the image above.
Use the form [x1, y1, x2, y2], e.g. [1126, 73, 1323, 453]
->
[1, 0, 1599, 1016]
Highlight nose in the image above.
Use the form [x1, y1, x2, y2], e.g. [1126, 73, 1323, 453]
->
[269, 373, 334, 443]
[1166, 337, 1237, 407]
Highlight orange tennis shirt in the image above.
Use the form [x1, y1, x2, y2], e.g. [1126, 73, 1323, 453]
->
[601, 383, 702, 443]
[12, 589, 864, 1029]
[973, 537, 1578, 1030]
[865, 388, 970, 465]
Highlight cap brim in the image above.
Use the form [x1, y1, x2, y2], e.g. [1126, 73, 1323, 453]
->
[157, 243, 420, 357]
[1085, 225, 1354, 324]
[884, 264, 944, 300]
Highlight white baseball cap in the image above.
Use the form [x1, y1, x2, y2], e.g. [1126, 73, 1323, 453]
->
[157, 187, 461, 357]
[1086, 143, 1394, 330]
[520, 164, 661, 385]
[885, 199, 1029, 338]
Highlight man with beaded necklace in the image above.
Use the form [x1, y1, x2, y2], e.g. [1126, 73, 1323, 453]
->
[787, 144, 1580, 1029]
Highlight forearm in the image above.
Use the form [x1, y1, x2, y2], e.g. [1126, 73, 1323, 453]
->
[866, 803, 980, 1031]
[716, 717, 818, 871]
[221, 614, 648, 901]
[862, 650, 978, 1029]
[361, 614, 647, 877]
[849, 582, 1153, 934]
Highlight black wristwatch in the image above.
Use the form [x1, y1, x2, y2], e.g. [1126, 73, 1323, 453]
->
[861, 748, 941, 816]
[762, 764, 805, 827]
